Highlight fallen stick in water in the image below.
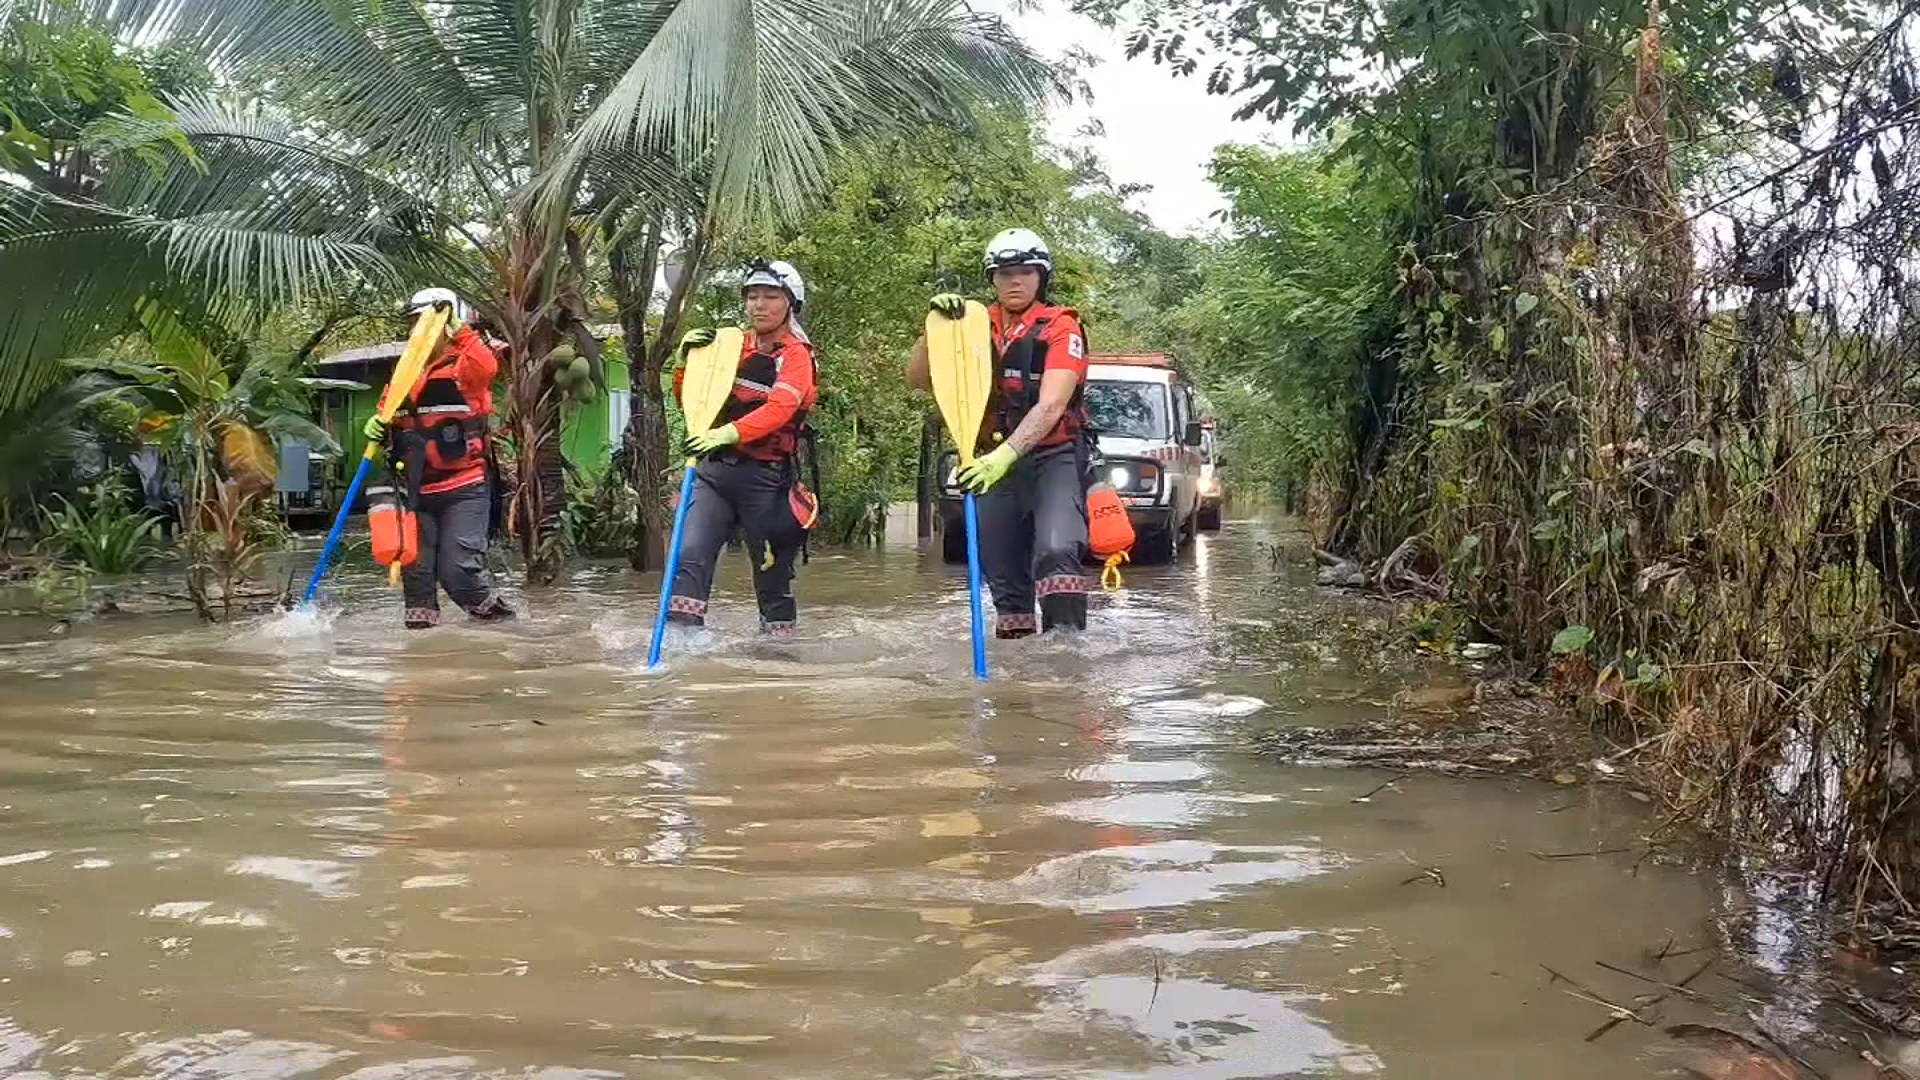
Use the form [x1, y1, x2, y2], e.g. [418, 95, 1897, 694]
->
[1531, 846, 1633, 861]
[1595, 959, 1707, 1001]
[1585, 958, 1713, 1042]
[1541, 965, 1651, 1032]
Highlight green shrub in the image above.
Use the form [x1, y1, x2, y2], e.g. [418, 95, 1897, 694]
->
[38, 474, 165, 574]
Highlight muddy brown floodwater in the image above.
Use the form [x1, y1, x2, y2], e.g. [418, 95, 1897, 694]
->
[0, 511, 1876, 1077]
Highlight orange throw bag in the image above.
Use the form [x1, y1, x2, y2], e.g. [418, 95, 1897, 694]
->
[367, 487, 419, 568]
[1087, 482, 1134, 590]
[1087, 482, 1134, 557]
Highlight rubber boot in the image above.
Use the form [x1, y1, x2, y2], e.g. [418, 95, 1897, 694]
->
[1041, 592, 1088, 633]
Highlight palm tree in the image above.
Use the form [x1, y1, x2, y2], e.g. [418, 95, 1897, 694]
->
[0, 0, 1046, 571]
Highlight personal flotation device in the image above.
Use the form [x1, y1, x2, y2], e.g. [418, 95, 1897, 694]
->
[712, 336, 821, 560]
[719, 342, 812, 459]
[391, 351, 490, 493]
[983, 306, 1089, 451]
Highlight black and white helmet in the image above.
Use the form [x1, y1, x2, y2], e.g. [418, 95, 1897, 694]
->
[742, 258, 806, 314]
[404, 286, 472, 325]
[983, 228, 1053, 275]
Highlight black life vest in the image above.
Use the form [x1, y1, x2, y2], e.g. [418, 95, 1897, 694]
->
[984, 310, 1088, 450]
[392, 358, 488, 483]
[719, 343, 813, 458]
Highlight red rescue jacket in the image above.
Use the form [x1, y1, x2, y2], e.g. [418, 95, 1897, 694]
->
[677, 327, 818, 463]
[391, 326, 497, 495]
[982, 302, 1089, 452]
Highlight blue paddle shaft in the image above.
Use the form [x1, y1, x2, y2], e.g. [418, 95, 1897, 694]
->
[963, 492, 988, 681]
[300, 454, 374, 607]
[647, 465, 700, 668]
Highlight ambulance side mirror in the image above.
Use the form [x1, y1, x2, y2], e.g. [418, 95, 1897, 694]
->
[1183, 421, 1204, 446]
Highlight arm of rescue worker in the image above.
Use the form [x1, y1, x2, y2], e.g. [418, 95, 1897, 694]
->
[731, 342, 816, 443]
[906, 334, 931, 391]
[450, 326, 499, 401]
[1002, 314, 1087, 455]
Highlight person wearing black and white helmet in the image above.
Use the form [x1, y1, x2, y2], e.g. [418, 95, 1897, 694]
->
[363, 287, 514, 629]
[669, 259, 821, 636]
[908, 228, 1094, 637]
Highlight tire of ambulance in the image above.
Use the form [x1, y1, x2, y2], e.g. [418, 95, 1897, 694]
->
[1197, 503, 1222, 532]
[941, 523, 967, 565]
[1135, 525, 1180, 566]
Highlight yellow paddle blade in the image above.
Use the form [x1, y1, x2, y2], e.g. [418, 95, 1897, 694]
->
[681, 327, 744, 434]
[376, 304, 453, 421]
[926, 300, 992, 465]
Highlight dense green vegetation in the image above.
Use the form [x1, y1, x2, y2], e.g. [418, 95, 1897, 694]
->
[1088, 0, 1920, 923]
[0, 0, 1047, 579]
[0, 0, 1201, 584]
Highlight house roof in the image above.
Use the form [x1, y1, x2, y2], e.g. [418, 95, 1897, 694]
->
[317, 323, 625, 367]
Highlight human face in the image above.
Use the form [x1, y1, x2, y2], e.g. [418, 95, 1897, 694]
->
[744, 285, 791, 334]
[990, 264, 1042, 314]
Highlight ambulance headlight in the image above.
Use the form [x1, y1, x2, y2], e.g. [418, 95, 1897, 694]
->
[1105, 459, 1160, 496]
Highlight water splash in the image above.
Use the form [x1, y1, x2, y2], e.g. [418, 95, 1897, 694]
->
[249, 606, 337, 648]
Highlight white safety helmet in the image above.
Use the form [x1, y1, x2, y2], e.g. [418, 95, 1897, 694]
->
[404, 286, 471, 324]
[983, 227, 1053, 275]
[742, 259, 806, 313]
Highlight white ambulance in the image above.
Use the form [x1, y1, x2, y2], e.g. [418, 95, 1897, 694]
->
[1081, 354, 1205, 562]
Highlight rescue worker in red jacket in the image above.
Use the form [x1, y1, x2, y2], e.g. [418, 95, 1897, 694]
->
[363, 288, 514, 629]
[909, 228, 1092, 637]
[670, 259, 820, 636]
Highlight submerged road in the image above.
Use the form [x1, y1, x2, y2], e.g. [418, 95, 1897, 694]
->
[0, 510, 1856, 1077]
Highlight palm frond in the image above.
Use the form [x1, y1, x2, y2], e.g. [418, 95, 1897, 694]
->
[573, 0, 675, 86]
[0, 89, 462, 412]
[0, 185, 404, 413]
[564, 0, 1049, 225]
[92, 95, 440, 248]
[90, 0, 490, 173]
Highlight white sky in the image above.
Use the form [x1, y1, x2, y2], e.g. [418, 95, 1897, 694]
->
[994, 0, 1290, 233]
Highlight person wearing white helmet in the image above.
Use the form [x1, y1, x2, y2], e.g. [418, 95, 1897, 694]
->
[908, 227, 1094, 637]
[363, 288, 514, 628]
[668, 258, 821, 636]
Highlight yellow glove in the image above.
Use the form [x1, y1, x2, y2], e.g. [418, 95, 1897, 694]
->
[363, 415, 390, 444]
[685, 423, 741, 456]
[678, 327, 716, 356]
[956, 443, 1018, 493]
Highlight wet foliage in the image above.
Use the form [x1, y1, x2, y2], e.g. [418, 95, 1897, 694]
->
[1092, 0, 1920, 928]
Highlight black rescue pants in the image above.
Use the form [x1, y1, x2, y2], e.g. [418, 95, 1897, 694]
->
[976, 441, 1090, 637]
[666, 454, 802, 635]
[401, 480, 512, 629]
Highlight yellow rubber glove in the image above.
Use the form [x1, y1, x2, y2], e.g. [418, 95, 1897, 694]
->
[956, 443, 1018, 493]
[685, 423, 741, 456]
[363, 415, 389, 444]
[928, 293, 966, 319]
[678, 327, 716, 357]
